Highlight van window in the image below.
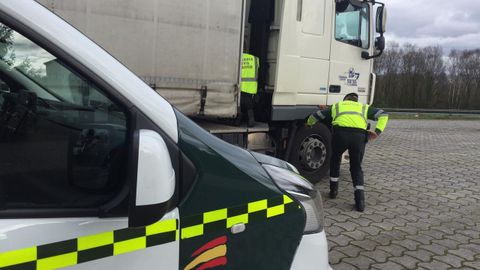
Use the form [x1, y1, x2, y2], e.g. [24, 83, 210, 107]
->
[0, 23, 128, 210]
[335, 1, 370, 49]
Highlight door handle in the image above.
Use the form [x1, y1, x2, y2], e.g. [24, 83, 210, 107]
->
[297, 0, 303, 21]
[329, 85, 341, 93]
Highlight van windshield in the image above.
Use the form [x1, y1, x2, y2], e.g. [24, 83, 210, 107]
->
[335, 1, 370, 49]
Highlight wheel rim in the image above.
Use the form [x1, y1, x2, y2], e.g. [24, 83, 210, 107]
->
[298, 135, 327, 171]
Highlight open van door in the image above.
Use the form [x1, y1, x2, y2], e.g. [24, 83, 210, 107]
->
[0, 6, 180, 269]
[272, 0, 334, 115]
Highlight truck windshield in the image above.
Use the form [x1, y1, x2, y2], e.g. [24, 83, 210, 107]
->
[335, 1, 370, 49]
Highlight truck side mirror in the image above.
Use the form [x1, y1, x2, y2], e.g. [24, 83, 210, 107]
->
[129, 130, 176, 228]
[376, 6, 387, 34]
[362, 4, 387, 60]
[375, 36, 385, 51]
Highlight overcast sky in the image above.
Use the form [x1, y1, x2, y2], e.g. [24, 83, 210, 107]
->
[385, 0, 480, 52]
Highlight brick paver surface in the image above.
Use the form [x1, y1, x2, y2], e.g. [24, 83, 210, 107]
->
[316, 120, 480, 269]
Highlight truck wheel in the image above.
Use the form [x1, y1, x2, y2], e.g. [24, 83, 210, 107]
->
[288, 124, 331, 184]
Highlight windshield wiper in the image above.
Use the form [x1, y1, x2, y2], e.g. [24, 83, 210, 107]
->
[54, 103, 95, 112]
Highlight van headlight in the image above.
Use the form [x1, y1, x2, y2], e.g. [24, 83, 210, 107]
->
[262, 164, 324, 234]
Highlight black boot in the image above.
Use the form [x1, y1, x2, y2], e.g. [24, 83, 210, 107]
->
[354, 190, 365, 212]
[329, 181, 338, 199]
[234, 112, 242, 126]
[247, 109, 255, 127]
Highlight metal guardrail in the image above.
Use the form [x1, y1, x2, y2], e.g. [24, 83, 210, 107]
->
[385, 108, 480, 115]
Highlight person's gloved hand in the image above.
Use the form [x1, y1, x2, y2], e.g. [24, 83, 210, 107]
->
[306, 115, 318, 127]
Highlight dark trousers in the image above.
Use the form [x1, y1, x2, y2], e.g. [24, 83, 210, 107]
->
[330, 128, 367, 188]
[240, 92, 255, 123]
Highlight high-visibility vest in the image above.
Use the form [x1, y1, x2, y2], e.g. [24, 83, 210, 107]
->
[332, 101, 369, 130]
[241, 53, 259, 95]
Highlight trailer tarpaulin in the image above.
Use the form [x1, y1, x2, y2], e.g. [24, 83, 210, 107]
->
[38, 0, 243, 118]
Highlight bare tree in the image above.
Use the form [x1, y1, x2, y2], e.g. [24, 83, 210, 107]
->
[448, 49, 480, 109]
[374, 44, 480, 110]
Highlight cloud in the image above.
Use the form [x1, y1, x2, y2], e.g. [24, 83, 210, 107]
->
[386, 32, 480, 53]
[385, 0, 480, 51]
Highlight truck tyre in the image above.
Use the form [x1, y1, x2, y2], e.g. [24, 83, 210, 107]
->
[288, 123, 331, 184]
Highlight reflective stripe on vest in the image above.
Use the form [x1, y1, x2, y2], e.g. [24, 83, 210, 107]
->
[241, 53, 259, 94]
[332, 101, 369, 130]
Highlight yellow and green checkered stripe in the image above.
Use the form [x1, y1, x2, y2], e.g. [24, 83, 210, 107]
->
[0, 195, 297, 269]
[180, 195, 296, 239]
[0, 219, 178, 270]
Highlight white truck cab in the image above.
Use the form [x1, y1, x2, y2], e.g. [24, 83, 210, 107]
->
[0, 1, 330, 269]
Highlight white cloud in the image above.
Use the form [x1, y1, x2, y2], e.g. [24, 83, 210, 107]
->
[386, 32, 480, 52]
[385, 0, 480, 51]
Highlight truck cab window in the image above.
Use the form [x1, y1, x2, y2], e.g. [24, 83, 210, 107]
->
[335, 0, 370, 49]
[0, 23, 128, 211]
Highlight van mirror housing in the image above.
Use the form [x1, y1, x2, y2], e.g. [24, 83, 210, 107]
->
[129, 130, 175, 228]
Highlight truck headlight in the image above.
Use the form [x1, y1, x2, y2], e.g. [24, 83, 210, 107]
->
[262, 164, 324, 234]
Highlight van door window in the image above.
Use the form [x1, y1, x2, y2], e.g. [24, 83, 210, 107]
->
[0, 23, 128, 210]
[335, 0, 370, 49]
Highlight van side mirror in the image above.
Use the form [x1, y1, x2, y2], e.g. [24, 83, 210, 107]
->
[129, 130, 175, 228]
[376, 6, 387, 34]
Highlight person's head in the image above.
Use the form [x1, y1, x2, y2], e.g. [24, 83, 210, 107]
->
[344, 93, 359, 102]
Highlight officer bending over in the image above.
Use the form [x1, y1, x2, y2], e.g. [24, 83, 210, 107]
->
[307, 93, 389, 212]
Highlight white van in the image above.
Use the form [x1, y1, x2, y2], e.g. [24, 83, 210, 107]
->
[0, 1, 330, 269]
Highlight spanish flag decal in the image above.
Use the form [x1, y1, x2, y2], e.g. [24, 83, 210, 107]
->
[184, 236, 228, 270]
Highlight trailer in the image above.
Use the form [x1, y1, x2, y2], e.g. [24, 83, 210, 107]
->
[37, 0, 387, 182]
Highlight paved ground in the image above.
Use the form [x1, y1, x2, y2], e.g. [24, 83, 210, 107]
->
[316, 120, 480, 270]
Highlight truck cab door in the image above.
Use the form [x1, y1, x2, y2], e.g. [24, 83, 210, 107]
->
[272, 0, 334, 110]
[328, 0, 373, 104]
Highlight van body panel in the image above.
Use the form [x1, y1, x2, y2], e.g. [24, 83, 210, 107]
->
[0, 210, 180, 269]
[291, 231, 331, 270]
[175, 112, 306, 269]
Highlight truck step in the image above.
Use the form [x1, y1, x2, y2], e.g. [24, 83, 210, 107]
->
[198, 121, 269, 134]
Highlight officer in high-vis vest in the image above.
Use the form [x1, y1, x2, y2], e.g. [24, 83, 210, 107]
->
[240, 53, 259, 127]
[306, 93, 389, 212]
